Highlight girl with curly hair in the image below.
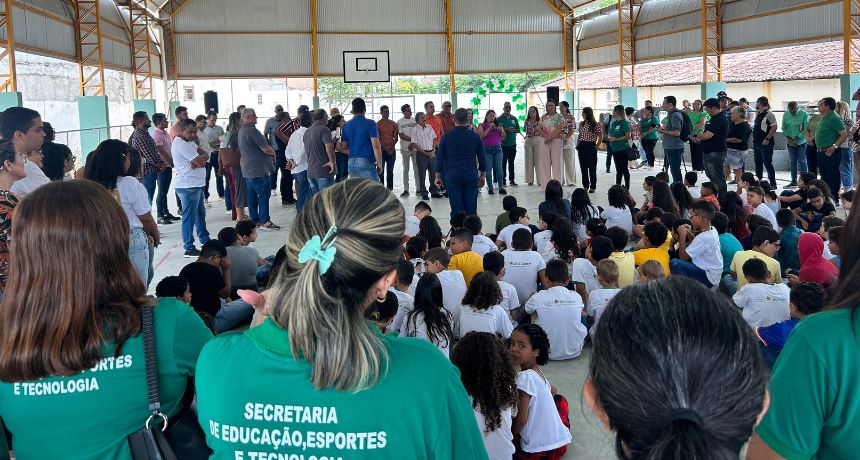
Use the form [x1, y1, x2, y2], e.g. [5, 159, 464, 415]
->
[451, 332, 519, 458]
[509, 323, 571, 459]
[401, 272, 455, 357]
[418, 215, 443, 249]
[459, 271, 515, 338]
[549, 216, 580, 264]
[670, 181, 695, 219]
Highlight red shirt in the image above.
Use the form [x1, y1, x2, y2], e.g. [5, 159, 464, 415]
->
[424, 114, 443, 144]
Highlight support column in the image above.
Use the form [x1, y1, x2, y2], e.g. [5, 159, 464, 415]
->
[449, 92, 458, 110]
[841, 74, 860, 105]
[619, 87, 638, 108]
[134, 98, 157, 125]
[0, 92, 21, 111]
[78, 95, 109, 160]
[169, 100, 181, 122]
[564, 91, 575, 111]
[312, 96, 320, 110]
[700, 81, 727, 100]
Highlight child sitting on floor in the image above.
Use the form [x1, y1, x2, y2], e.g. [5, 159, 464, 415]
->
[459, 271, 515, 338]
[510, 324, 572, 459]
[400, 272, 455, 357]
[606, 226, 636, 288]
[700, 181, 720, 210]
[483, 251, 521, 323]
[155, 275, 213, 331]
[587, 259, 621, 334]
[524, 259, 587, 360]
[638, 259, 665, 282]
[502, 228, 547, 306]
[406, 200, 432, 237]
[755, 282, 825, 369]
[464, 214, 497, 256]
[633, 221, 670, 277]
[425, 247, 467, 336]
[364, 291, 399, 334]
[732, 258, 791, 328]
[389, 259, 416, 333]
[448, 228, 483, 286]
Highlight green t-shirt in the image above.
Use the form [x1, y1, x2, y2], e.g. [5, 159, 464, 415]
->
[496, 212, 511, 235]
[781, 110, 809, 144]
[639, 115, 660, 140]
[688, 110, 710, 136]
[756, 308, 860, 459]
[195, 319, 488, 460]
[815, 111, 845, 149]
[0, 298, 212, 460]
[608, 119, 631, 151]
[498, 113, 520, 147]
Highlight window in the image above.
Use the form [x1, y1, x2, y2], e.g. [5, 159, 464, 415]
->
[257, 94, 263, 105]
[183, 86, 194, 102]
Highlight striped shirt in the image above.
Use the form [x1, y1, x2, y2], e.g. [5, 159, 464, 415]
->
[129, 128, 164, 176]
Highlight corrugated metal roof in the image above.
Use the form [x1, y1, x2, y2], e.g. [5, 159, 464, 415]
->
[453, 0, 560, 33]
[319, 33, 447, 75]
[722, 2, 841, 50]
[176, 34, 313, 77]
[99, 0, 129, 42]
[635, 28, 700, 61]
[173, 0, 310, 33]
[455, 33, 562, 72]
[317, 0, 444, 33]
[578, 44, 617, 69]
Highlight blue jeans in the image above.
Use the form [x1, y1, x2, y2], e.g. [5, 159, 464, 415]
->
[129, 227, 153, 288]
[786, 144, 808, 183]
[141, 172, 158, 204]
[308, 176, 335, 196]
[669, 258, 713, 287]
[245, 176, 272, 224]
[215, 298, 255, 333]
[380, 149, 396, 190]
[638, 142, 647, 162]
[720, 273, 738, 296]
[754, 142, 776, 185]
[335, 152, 349, 182]
[175, 187, 210, 251]
[348, 157, 380, 181]
[664, 148, 684, 183]
[839, 147, 853, 188]
[293, 170, 309, 212]
[484, 145, 504, 191]
[446, 181, 479, 218]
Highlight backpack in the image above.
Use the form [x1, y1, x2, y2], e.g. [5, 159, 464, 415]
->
[677, 110, 693, 142]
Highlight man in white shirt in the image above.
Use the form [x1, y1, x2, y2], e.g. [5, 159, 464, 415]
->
[171, 118, 211, 257]
[285, 111, 312, 213]
[524, 260, 587, 360]
[203, 111, 225, 202]
[397, 104, 419, 197]
[410, 112, 441, 200]
[670, 201, 723, 287]
[0, 107, 46, 195]
[425, 248, 467, 337]
[732, 258, 790, 327]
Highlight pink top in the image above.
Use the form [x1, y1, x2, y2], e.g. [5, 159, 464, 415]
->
[480, 122, 503, 146]
[151, 128, 172, 150]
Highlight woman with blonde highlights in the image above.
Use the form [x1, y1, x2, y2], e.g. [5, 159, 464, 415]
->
[196, 178, 487, 459]
[0, 180, 212, 459]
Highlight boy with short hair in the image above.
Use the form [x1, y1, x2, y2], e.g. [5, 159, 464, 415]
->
[794, 187, 836, 233]
[748, 186, 778, 229]
[155, 275, 192, 304]
[632, 206, 665, 245]
[755, 282, 826, 368]
[495, 195, 518, 234]
[775, 208, 801, 274]
[502, 228, 546, 306]
[586, 259, 621, 333]
[424, 247, 467, 336]
[496, 207, 530, 250]
[448, 228, 483, 285]
[463, 214, 497, 256]
[389, 259, 416, 332]
[524, 259, 587, 360]
[732, 257, 791, 327]
[405, 201, 432, 237]
[605, 227, 636, 288]
[684, 171, 701, 198]
[740, 214, 773, 250]
[670, 201, 723, 288]
[828, 226, 842, 269]
[633, 221, 670, 276]
[572, 235, 614, 304]
[820, 215, 845, 261]
[726, 226, 783, 295]
[638, 260, 665, 281]
[483, 251, 521, 322]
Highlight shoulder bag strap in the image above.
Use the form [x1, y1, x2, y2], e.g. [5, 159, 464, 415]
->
[142, 305, 166, 426]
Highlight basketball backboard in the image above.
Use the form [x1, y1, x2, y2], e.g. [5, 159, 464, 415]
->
[343, 51, 390, 83]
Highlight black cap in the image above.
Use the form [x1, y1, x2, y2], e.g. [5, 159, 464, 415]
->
[717, 90, 728, 99]
[703, 98, 720, 109]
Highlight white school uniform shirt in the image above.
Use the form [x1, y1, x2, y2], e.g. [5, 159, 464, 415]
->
[400, 310, 453, 358]
[407, 273, 421, 297]
[516, 369, 572, 453]
[405, 215, 421, 237]
[732, 282, 791, 327]
[459, 304, 514, 339]
[823, 241, 836, 260]
[572, 205, 600, 241]
[473, 405, 515, 459]
[472, 234, 498, 257]
[284, 126, 308, 174]
[496, 223, 529, 250]
[687, 185, 702, 199]
[524, 286, 587, 360]
[501, 249, 546, 306]
[587, 287, 622, 335]
[685, 227, 723, 286]
[752, 203, 779, 230]
[388, 288, 414, 332]
[498, 280, 521, 311]
[570, 258, 600, 296]
[436, 269, 467, 336]
[115, 176, 151, 229]
[534, 230, 553, 258]
[601, 206, 634, 233]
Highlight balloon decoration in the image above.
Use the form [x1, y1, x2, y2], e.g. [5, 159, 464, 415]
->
[470, 78, 527, 125]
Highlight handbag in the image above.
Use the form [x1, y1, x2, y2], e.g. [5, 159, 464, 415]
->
[127, 306, 212, 460]
[627, 142, 640, 161]
[218, 132, 241, 168]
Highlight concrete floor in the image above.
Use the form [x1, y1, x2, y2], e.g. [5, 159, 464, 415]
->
[149, 147, 791, 459]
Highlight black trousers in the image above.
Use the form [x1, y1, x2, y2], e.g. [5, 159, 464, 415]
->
[576, 141, 598, 190]
[502, 145, 517, 184]
[611, 146, 630, 189]
[642, 139, 657, 167]
[689, 139, 704, 171]
[806, 143, 819, 176]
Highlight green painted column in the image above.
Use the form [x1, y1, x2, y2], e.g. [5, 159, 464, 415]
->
[840, 74, 860, 105]
[134, 99, 157, 134]
[619, 87, 637, 109]
[77, 95, 110, 160]
[564, 90, 575, 111]
[701, 81, 727, 100]
[0, 92, 22, 111]
[449, 92, 457, 111]
[168, 100, 181, 123]
[312, 96, 320, 110]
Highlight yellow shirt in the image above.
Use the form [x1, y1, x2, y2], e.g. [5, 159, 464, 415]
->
[608, 251, 637, 288]
[449, 251, 484, 286]
[659, 230, 673, 252]
[633, 247, 670, 276]
[729, 250, 782, 289]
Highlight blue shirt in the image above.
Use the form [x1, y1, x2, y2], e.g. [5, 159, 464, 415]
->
[436, 126, 486, 185]
[756, 318, 800, 350]
[719, 233, 743, 274]
[340, 114, 378, 159]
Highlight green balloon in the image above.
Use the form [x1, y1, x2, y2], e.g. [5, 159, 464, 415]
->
[471, 97, 481, 105]
[512, 94, 523, 101]
[517, 115, 526, 121]
[486, 82, 495, 91]
[498, 79, 506, 87]
[477, 88, 487, 96]
[516, 103, 526, 110]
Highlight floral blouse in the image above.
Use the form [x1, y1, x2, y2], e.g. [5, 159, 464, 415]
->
[525, 120, 541, 137]
[0, 189, 19, 291]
